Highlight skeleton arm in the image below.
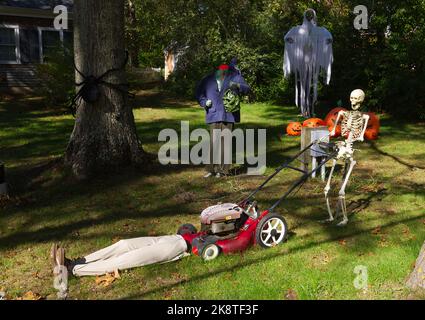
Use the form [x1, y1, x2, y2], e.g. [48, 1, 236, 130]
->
[330, 111, 344, 136]
[359, 114, 370, 142]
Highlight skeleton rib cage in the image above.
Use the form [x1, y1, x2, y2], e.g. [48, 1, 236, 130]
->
[341, 111, 366, 143]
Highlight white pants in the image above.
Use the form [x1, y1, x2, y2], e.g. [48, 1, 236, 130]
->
[72, 235, 188, 277]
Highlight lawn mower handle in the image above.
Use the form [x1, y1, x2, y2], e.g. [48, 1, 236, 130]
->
[239, 140, 339, 210]
[241, 141, 316, 202]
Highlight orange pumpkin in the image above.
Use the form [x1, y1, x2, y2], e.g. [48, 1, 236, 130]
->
[364, 112, 380, 140]
[286, 122, 302, 136]
[303, 118, 326, 128]
[364, 129, 379, 141]
[325, 107, 347, 138]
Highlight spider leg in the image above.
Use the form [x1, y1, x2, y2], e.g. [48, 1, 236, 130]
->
[73, 60, 86, 79]
[68, 88, 85, 117]
[97, 51, 129, 82]
[99, 80, 135, 99]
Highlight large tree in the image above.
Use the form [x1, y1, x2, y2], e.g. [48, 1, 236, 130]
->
[65, 0, 145, 179]
[407, 242, 425, 291]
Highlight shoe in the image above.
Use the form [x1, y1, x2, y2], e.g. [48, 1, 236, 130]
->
[204, 172, 214, 178]
[65, 257, 86, 274]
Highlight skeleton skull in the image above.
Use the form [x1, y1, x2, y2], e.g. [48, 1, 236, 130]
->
[350, 89, 365, 110]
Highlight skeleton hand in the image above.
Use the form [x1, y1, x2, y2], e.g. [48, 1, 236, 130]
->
[205, 100, 212, 109]
[318, 136, 329, 143]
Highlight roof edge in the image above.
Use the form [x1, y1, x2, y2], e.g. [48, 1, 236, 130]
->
[0, 5, 73, 20]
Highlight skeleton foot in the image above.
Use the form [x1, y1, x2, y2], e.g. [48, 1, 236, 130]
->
[320, 217, 335, 224]
[337, 219, 349, 227]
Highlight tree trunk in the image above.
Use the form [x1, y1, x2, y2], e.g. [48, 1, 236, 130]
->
[65, 0, 145, 179]
[407, 242, 425, 291]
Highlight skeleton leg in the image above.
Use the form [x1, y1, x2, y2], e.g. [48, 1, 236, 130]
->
[337, 158, 357, 227]
[312, 157, 317, 178]
[321, 158, 327, 182]
[323, 158, 337, 222]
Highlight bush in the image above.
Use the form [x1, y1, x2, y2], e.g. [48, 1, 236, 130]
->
[34, 48, 74, 106]
[154, 0, 425, 119]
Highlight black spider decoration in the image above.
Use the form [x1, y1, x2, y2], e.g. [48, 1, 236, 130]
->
[69, 51, 135, 116]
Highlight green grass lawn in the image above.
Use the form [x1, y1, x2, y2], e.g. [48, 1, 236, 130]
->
[0, 88, 424, 300]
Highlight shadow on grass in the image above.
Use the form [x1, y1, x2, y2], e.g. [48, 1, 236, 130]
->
[367, 141, 425, 170]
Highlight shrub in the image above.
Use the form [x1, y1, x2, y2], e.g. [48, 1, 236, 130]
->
[34, 47, 74, 106]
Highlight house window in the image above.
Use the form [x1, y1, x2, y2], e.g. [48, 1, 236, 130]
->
[63, 31, 73, 50]
[0, 26, 20, 64]
[38, 28, 73, 63]
[20, 28, 40, 64]
[40, 29, 61, 62]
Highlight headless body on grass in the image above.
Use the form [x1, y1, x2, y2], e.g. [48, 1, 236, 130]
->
[51, 235, 189, 278]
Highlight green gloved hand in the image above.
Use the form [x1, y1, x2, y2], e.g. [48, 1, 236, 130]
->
[223, 89, 241, 113]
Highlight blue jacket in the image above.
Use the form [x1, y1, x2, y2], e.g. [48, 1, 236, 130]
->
[195, 70, 250, 124]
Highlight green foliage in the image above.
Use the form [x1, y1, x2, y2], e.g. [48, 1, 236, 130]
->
[34, 48, 74, 106]
[127, 0, 425, 119]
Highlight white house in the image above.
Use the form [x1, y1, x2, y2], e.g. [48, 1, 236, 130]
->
[0, 0, 73, 92]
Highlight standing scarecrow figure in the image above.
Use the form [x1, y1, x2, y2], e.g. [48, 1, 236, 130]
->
[283, 9, 333, 118]
[196, 59, 251, 178]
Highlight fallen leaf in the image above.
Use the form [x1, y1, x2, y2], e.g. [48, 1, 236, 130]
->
[17, 291, 42, 300]
[378, 236, 388, 248]
[285, 289, 298, 300]
[338, 239, 347, 246]
[95, 271, 120, 287]
[371, 227, 382, 235]
[112, 237, 122, 243]
[163, 288, 178, 300]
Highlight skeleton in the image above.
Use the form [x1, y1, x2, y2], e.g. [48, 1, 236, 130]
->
[324, 89, 370, 226]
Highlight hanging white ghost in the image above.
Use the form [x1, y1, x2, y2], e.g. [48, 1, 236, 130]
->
[283, 9, 333, 118]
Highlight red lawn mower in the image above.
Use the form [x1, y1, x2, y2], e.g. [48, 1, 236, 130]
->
[178, 141, 338, 261]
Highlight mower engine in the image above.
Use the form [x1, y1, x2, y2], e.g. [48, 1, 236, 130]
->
[200, 203, 248, 236]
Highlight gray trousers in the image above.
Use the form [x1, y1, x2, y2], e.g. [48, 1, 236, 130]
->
[72, 235, 188, 277]
[207, 122, 234, 175]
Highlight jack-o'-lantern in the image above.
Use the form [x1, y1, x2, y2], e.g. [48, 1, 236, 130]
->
[364, 112, 380, 140]
[287, 122, 302, 136]
[303, 118, 326, 128]
[325, 107, 347, 138]
[365, 129, 379, 141]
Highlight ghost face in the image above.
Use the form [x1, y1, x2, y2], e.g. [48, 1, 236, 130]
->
[304, 9, 316, 22]
[350, 89, 365, 110]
